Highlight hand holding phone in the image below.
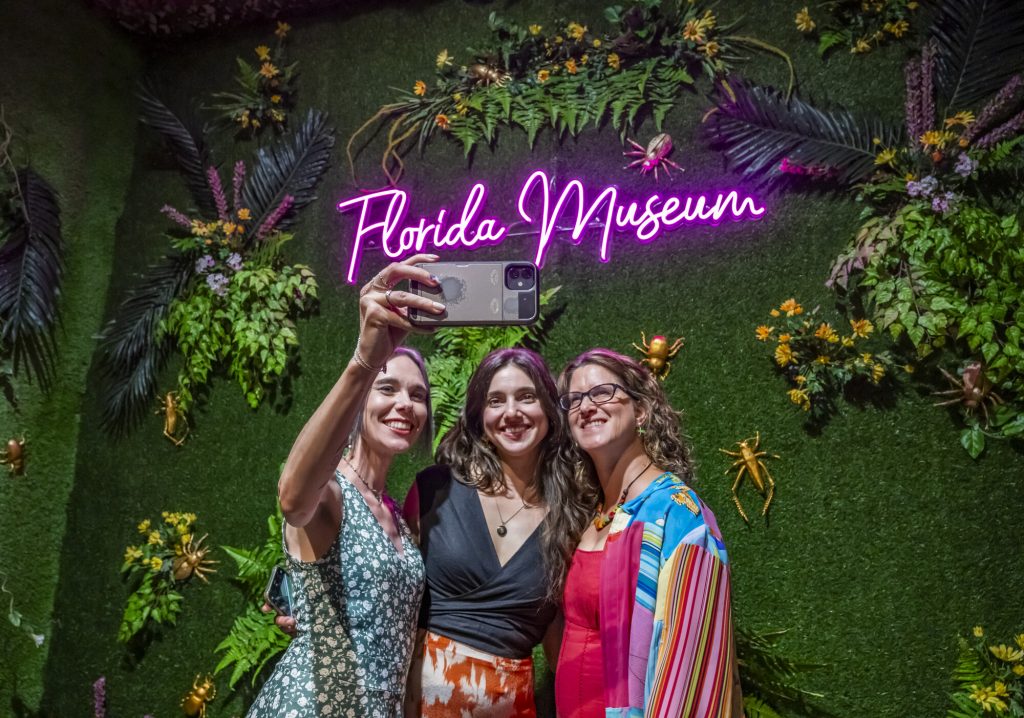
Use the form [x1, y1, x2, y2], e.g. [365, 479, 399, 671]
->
[408, 261, 540, 327]
[264, 566, 293, 617]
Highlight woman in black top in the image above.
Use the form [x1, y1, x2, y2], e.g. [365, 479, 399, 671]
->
[402, 348, 589, 718]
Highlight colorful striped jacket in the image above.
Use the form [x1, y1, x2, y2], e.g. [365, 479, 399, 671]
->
[600, 472, 735, 718]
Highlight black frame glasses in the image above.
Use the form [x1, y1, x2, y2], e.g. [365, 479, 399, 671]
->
[558, 383, 639, 411]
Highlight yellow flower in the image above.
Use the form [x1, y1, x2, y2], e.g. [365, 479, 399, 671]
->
[537, 69, 551, 83]
[255, 45, 271, 61]
[529, 24, 542, 35]
[274, 21, 291, 39]
[567, 22, 587, 40]
[871, 363, 886, 383]
[565, 58, 578, 74]
[237, 208, 251, 220]
[413, 80, 427, 96]
[259, 62, 280, 79]
[436, 49, 453, 69]
[147, 530, 163, 545]
[435, 113, 450, 130]
[788, 388, 811, 411]
[920, 129, 956, 148]
[795, 7, 815, 33]
[769, 308, 781, 317]
[1015, 633, 1024, 649]
[454, 97, 469, 116]
[969, 684, 1007, 713]
[852, 37, 872, 54]
[180, 533, 192, 547]
[698, 10, 716, 30]
[137, 519, 151, 534]
[850, 318, 874, 338]
[701, 41, 720, 57]
[945, 111, 975, 128]
[592, 38, 602, 48]
[795, 375, 807, 385]
[779, 298, 803, 316]
[580, 54, 589, 65]
[908, 1, 919, 8]
[775, 344, 795, 367]
[554, 35, 564, 44]
[778, 333, 792, 343]
[222, 221, 237, 235]
[841, 336, 855, 347]
[974, 626, 985, 637]
[990, 644, 1024, 662]
[270, 94, 282, 104]
[1014, 665, 1024, 677]
[756, 325, 774, 341]
[185, 513, 196, 523]
[860, 352, 873, 363]
[607, 52, 621, 71]
[149, 557, 163, 572]
[682, 20, 706, 43]
[884, 19, 909, 37]
[874, 148, 897, 166]
[815, 355, 831, 365]
[903, 364, 915, 374]
[124, 546, 143, 563]
[815, 322, 840, 343]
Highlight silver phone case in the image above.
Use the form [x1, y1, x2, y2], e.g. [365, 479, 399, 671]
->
[408, 261, 539, 326]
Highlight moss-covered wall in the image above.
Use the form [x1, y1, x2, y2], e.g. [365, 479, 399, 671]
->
[0, 1, 141, 712]
[0, 1, 1021, 716]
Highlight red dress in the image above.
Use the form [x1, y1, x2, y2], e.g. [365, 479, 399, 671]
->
[555, 549, 606, 718]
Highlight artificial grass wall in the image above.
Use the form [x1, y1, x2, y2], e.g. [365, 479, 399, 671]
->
[2, 1, 1020, 716]
[0, 1, 140, 712]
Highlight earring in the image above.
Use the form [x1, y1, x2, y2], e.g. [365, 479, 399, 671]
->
[636, 421, 646, 436]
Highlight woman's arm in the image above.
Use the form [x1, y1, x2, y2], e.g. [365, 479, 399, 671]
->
[542, 611, 564, 668]
[278, 255, 443, 528]
[401, 480, 421, 543]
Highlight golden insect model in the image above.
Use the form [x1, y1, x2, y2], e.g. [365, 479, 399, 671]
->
[623, 133, 683, 180]
[172, 534, 218, 582]
[467, 62, 511, 86]
[181, 674, 216, 717]
[933, 360, 1004, 426]
[157, 391, 189, 446]
[632, 332, 684, 380]
[1, 435, 26, 476]
[719, 432, 779, 524]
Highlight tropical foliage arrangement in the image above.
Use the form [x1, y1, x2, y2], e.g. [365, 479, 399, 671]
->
[348, 0, 791, 184]
[427, 286, 560, 449]
[0, 109, 65, 407]
[97, 85, 334, 435]
[119, 511, 211, 642]
[706, 0, 1024, 455]
[946, 626, 1024, 717]
[215, 509, 290, 689]
[736, 626, 829, 718]
[90, 1, 334, 35]
[208, 22, 297, 137]
[756, 297, 899, 421]
[792, 0, 921, 57]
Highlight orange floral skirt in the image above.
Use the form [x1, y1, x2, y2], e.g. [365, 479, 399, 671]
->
[418, 630, 536, 718]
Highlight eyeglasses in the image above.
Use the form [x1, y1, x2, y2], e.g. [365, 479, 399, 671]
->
[558, 383, 638, 411]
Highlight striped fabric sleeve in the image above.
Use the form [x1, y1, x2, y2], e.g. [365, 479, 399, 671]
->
[645, 542, 735, 718]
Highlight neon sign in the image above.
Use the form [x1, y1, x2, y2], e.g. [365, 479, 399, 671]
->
[336, 169, 766, 283]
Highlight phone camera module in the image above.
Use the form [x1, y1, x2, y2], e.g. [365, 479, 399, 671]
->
[505, 264, 535, 291]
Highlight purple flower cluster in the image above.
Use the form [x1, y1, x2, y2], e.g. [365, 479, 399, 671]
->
[931, 191, 957, 215]
[206, 272, 230, 296]
[93, 676, 107, 718]
[195, 255, 216, 273]
[232, 160, 246, 209]
[161, 204, 192, 229]
[208, 166, 229, 222]
[904, 42, 936, 142]
[906, 175, 939, 197]
[226, 252, 244, 271]
[954, 153, 978, 177]
[255, 194, 295, 242]
[962, 75, 1024, 146]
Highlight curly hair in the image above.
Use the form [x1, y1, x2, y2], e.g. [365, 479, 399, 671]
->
[558, 348, 695, 497]
[437, 348, 589, 600]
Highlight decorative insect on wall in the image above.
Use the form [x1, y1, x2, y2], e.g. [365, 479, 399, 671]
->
[633, 332, 684, 380]
[172, 534, 218, 582]
[932, 361, 1004, 426]
[623, 133, 684, 180]
[157, 391, 189, 446]
[181, 674, 216, 717]
[720, 432, 779, 524]
[1, 435, 26, 475]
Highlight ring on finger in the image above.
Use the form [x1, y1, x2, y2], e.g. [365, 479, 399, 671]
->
[384, 288, 398, 311]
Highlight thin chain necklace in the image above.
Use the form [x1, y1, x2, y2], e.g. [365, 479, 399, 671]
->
[593, 460, 654, 530]
[344, 458, 383, 505]
[494, 493, 529, 537]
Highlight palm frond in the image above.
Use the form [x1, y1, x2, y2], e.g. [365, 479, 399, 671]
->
[0, 168, 65, 390]
[136, 80, 217, 217]
[241, 109, 335, 235]
[704, 79, 901, 188]
[97, 255, 193, 434]
[930, 0, 1024, 113]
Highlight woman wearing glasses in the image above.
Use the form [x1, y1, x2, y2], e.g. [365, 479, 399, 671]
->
[555, 349, 741, 718]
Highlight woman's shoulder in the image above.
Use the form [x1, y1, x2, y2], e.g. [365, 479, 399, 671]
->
[637, 473, 725, 542]
[413, 464, 458, 501]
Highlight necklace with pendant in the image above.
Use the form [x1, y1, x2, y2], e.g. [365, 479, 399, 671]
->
[344, 458, 383, 505]
[494, 494, 529, 537]
[593, 460, 654, 530]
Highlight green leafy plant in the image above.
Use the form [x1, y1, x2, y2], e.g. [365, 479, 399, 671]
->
[736, 626, 831, 718]
[756, 297, 900, 421]
[427, 286, 561, 448]
[348, 1, 791, 184]
[208, 22, 297, 137]
[947, 627, 1024, 717]
[215, 509, 290, 689]
[119, 511, 209, 642]
[792, 1, 921, 58]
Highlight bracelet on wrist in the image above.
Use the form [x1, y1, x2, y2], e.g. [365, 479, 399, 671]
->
[351, 346, 385, 373]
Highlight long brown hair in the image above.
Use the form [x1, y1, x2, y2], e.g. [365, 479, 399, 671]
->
[437, 348, 588, 599]
[558, 348, 695, 496]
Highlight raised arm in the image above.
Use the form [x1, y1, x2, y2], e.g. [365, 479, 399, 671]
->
[278, 255, 443, 527]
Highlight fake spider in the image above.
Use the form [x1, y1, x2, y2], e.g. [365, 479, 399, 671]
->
[623, 133, 683, 180]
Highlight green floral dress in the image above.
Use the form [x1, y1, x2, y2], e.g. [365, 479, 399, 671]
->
[247, 472, 425, 718]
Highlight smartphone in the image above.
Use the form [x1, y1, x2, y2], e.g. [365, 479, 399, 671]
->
[408, 261, 539, 326]
[264, 566, 293, 617]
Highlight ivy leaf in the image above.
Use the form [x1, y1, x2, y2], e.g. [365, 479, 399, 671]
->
[960, 425, 985, 459]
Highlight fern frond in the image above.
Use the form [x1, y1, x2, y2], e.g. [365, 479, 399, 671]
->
[214, 603, 290, 689]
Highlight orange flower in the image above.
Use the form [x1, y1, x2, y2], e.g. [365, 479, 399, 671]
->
[435, 113, 450, 130]
[275, 21, 291, 39]
[849, 318, 873, 338]
[413, 80, 427, 96]
[537, 69, 551, 83]
[607, 52, 621, 71]
[237, 208, 251, 220]
[682, 20, 706, 43]
[755, 325, 774, 341]
[779, 298, 803, 316]
[565, 58, 578, 74]
[814, 323, 839, 343]
[775, 344, 795, 367]
[259, 62, 280, 79]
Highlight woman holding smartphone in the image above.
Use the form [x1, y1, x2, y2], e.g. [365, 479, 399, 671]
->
[554, 349, 741, 718]
[402, 347, 587, 718]
[247, 255, 445, 718]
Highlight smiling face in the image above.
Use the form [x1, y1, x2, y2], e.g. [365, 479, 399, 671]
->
[482, 365, 550, 466]
[566, 363, 645, 460]
[357, 354, 430, 456]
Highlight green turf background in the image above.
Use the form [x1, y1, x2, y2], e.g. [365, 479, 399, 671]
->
[1, 1, 1022, 716]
